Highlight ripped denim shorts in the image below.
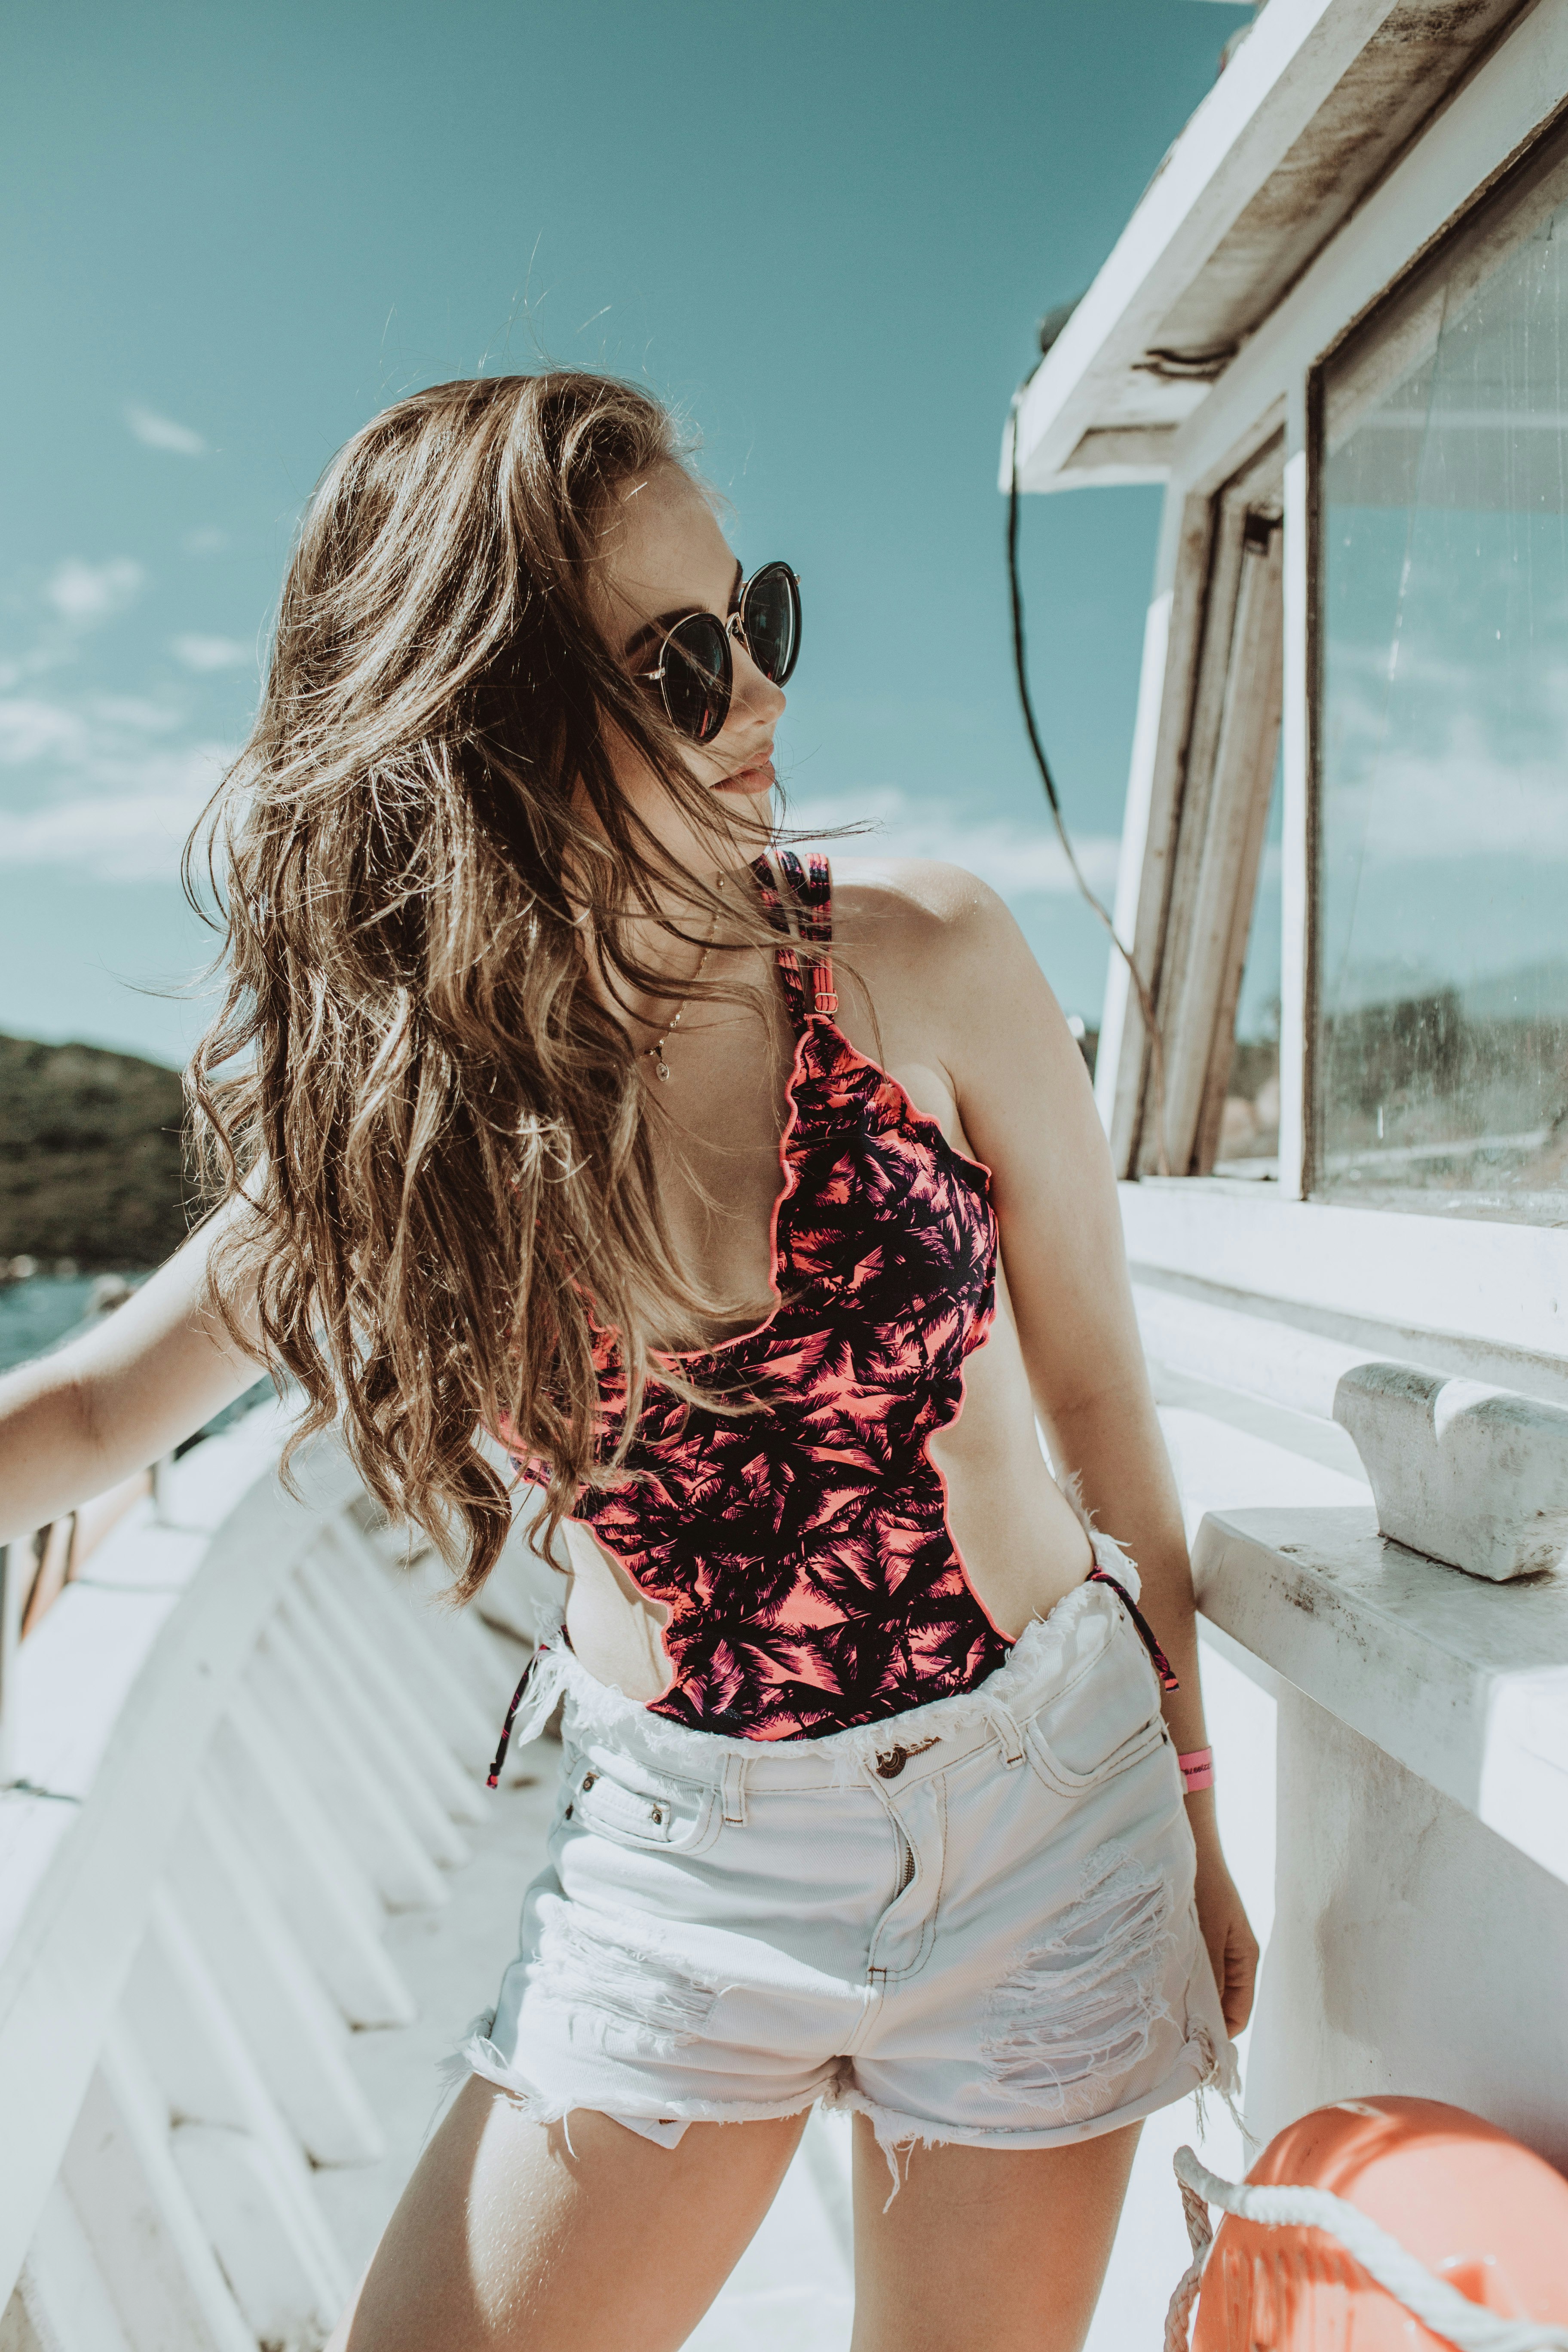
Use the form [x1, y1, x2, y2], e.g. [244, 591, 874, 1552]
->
[457, 1534, 1236, 2185]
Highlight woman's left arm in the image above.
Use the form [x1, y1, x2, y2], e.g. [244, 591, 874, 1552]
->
[940, 880, 1259, 2037]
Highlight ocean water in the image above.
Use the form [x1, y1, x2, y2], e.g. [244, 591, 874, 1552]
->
[0, 1275, 274, 1444]
[0, 1273, 139, 1375]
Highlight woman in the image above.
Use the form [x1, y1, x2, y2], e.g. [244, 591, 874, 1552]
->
[0, 371, 1256, 2352]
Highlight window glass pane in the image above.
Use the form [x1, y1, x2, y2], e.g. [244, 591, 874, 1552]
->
[1316, 135, 1568, 1220]
[1217, 745, 1282, 1174]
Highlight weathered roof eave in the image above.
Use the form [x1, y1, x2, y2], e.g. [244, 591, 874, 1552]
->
[1005, 0, 1531, 493]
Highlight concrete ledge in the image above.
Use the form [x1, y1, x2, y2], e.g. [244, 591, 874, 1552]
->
[1334, 1360, 1568, 1582]
[1193, 1502, 1568, 1886]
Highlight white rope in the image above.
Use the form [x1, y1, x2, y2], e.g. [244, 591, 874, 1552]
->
[1165, 2145, 1568, 2352]
[1162, 2166, 1214, 2352]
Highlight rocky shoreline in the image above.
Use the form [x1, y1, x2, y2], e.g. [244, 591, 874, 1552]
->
[0, 1033, 196, 1271]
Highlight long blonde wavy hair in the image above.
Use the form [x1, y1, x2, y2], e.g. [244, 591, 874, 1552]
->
[189, 371, 798, 1598]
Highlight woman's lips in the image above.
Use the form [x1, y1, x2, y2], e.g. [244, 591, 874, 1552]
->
[715, 756, 775, 796]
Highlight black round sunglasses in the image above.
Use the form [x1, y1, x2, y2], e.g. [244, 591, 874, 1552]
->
[636, 561, 801, 745]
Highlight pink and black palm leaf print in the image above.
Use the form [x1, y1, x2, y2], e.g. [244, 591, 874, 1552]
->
[521, 851, 1009, 1741]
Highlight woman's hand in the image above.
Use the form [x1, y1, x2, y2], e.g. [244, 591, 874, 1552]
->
[1190, 1805, 1259, 2037]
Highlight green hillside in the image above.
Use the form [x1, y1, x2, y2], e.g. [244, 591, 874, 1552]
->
[0, 1034, 197, 1270]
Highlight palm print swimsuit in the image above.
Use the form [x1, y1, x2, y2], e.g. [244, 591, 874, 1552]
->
[489, 849, 1175, 1776]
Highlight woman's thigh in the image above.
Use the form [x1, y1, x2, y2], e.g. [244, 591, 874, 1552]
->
[330, 2077, 810, 2352]
[848, 2116, 1141, 2352]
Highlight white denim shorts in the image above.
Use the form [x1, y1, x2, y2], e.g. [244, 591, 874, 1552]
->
[458, 1534, 1236, 2182]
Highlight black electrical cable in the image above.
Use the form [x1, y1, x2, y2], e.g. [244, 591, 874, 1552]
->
[1006, 388, 1171, 1177]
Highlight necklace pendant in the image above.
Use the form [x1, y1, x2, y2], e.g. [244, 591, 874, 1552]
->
[655, 1058, 671, 1081]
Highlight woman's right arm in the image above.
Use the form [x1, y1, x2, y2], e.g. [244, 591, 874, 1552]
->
[0, 1202, 270, 1544]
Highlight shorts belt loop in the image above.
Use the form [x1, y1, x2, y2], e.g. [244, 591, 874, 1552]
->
[722, 1753, 748, 1825]
[989, 1702, 1026, 1768]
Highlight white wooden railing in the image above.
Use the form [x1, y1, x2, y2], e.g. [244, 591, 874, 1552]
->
[0, 1400, 540, 2352]
[1, 1460, 167, 1790]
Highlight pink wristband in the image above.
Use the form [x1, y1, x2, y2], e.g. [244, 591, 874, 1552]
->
[1178, 1746, 1214, 1792]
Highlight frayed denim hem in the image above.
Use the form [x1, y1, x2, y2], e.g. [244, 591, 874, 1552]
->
[445, 2017, 829, 2153]
[825, 2023, 1242, 2211]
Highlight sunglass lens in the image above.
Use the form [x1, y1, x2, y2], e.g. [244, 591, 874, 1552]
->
[740, 563, 800, 686]
[662, 612, 731, 743]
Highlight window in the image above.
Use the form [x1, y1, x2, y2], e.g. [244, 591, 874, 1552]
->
[1128, 439, 1284, 1178]
[1315, 125, 1568, 1221]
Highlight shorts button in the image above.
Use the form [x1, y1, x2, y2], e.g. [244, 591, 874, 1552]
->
[650, 1806, 664, 1824]
[564, 1802, 573, 1819]
[582, 1773, 596, 1790]
[875, 1746, 907, 1779]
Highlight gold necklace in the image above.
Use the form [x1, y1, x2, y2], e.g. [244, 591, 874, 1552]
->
[646, 900, 720, 1082]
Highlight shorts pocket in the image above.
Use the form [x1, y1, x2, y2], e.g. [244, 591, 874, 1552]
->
[1025, 1712, 1168, 1799]
[563, 1756, 721, 1856]
[1023, 1623, 1170, 1798]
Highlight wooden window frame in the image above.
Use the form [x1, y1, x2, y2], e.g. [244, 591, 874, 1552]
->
[1111, 437, 1285, 1181]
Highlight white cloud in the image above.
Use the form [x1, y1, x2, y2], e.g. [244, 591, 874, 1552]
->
[182, 527, 229, 555]
[0, 644, 69, 692]
[0, 698, 88, 763]
[46, 557, 146, 625]
[126, 404, 208, 457]
[0, 781, 221, 880]
[0, 687, 232, 879]
[91, 695, 184, 733]
[0, 771, 227, 884]
[787, 785, 1122, 901]
[4, 784, 226, 878]
[172, 633, 251, 673]
[1326, 680, 1568, 864]
[0, 694, 180, 769]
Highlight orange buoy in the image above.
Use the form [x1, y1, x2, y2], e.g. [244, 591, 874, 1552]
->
[1182, 2098, 1568, 2350]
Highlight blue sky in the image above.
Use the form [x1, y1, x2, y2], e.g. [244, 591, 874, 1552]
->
[2, 0, 1252, 1066]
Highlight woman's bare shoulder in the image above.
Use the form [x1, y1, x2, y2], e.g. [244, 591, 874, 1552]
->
[827, 854, 1012, 964]
[825, 855, 1041, 1006]
[824, 851, 1087, 1117]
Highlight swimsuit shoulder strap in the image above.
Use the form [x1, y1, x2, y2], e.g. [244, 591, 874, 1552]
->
[754, 851, 837, 1027]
